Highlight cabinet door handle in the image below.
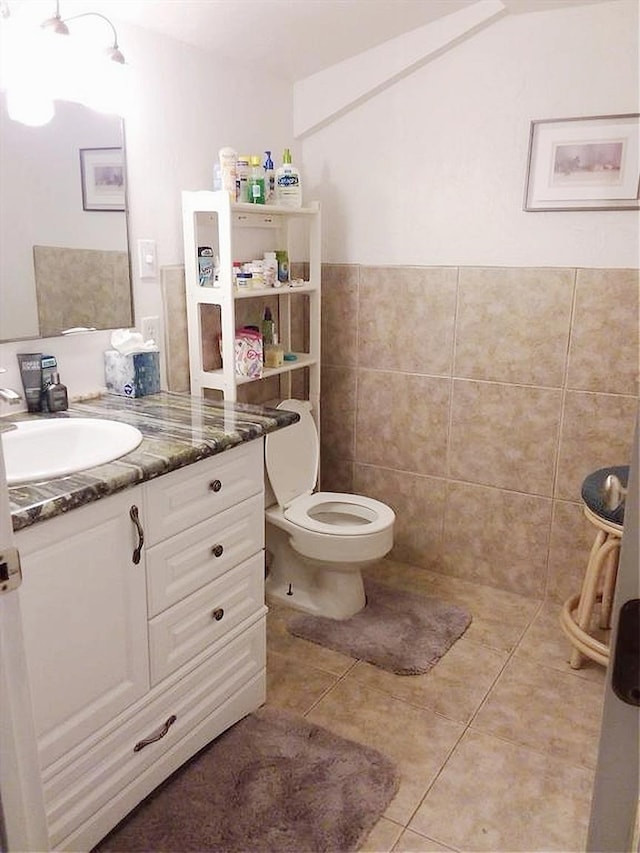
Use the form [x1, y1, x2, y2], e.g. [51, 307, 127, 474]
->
[129, 505, 144, 565]
[211, 544, 224, 558]
[212, 608, 224, 621]
[133, 715, 177, 752]
[209, 479, 222, 493]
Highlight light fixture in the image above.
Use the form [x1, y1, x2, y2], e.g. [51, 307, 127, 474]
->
[41, 3, 126, 64]
[41, 1, 69, 36]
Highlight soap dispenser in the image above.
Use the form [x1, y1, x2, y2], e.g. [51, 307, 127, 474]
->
[46, 373, 68, 412]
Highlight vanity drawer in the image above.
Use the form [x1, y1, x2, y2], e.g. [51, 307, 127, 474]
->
[146, 492, 264, 617]
[144, 440, 263, 546]
[149, 552, 264, 685]
[43, 617, 266, 850]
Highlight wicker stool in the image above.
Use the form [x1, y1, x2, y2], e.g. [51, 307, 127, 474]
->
[560, 465, 628, 669]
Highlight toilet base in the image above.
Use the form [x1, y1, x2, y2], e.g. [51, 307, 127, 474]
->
[265, 522, 367, 619]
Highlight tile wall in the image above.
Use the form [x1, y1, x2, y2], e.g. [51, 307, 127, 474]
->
[319, 265, 639, 602]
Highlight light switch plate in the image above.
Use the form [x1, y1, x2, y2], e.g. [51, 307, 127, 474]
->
[137, 239, 158, 279]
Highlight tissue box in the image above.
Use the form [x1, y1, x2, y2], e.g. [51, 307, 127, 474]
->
[104, 350, 161, 397]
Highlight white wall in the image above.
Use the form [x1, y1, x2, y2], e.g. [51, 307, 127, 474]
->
[301, 1, 640, 267]
[0, 19, 293, 411]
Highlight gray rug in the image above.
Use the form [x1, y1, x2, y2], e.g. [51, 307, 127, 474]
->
[93, 707, 400, 852]
[288, 578, 472, 675]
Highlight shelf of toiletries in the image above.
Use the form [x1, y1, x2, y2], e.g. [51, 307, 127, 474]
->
[200, 352, 318, 386]
[195, 281, 317, 304]
[181, 189, 321, 405]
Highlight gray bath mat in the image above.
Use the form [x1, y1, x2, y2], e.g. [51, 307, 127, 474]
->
[93, 706, 400, 852]
[288, 578, 472, 675]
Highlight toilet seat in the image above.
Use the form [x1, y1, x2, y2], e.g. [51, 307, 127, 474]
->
[265, 400, 394, 539]
[284, 491, 395, 536]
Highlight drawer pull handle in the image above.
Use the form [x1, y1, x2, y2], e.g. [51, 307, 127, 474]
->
[133, 714, 177, 752]
[129, 505, 144, 565]
[211, 544, 224, 558]
[212, 607, 225, 621]
[209, 479, 222, 493]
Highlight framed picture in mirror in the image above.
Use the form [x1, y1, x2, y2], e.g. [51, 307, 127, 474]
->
[80, 147, 126, 211]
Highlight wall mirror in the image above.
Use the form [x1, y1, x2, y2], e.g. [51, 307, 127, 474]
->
[0, 95, 133, 343]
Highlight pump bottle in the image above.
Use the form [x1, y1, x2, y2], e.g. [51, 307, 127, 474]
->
[275, 148, 302, 208]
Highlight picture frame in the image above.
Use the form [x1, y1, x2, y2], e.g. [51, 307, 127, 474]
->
[523, 114, 640, 211]
[80, 147, 126, 211]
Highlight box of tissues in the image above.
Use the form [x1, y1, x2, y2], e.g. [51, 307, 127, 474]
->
[104, 350, 161, 397]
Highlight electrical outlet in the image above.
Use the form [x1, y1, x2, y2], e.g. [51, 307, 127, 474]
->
[141, 316, 160, 346]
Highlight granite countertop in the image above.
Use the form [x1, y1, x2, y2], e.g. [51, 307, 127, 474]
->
[4, 391, 299, 532]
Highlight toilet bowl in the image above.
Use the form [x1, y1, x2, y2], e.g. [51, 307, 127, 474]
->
[264, 399, 395, 619]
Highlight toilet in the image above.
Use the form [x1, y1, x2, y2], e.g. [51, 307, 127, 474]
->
[264, 399, 395, 619]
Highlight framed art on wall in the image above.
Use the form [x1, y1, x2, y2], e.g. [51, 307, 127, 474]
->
[80, 147, 126, 211]
[523, 114, 640, 211]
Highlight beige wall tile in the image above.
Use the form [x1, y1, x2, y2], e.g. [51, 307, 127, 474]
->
[355, 466, 446, 569]
[410, 730, 594, 851]
[320, 366, 356, 461]
[358, 266, 457, 376]
[556, 390, 638, 500]
[320, 454, 354, 493]
[321, 264, 359, 367]
[455, 267, 573, 387]
[546, 499, 595, 604]
[442, 481, 552, 598]
[568, 268, 639, 395]
[160, 265, 190, 392]
[356, 370, 450, 476]
[449, 379, 562, 494]
[471, 657, 604, 769]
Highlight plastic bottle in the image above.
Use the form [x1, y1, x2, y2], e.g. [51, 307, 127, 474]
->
[275, 148, 302, 208]
[236, 155, 250, 203]
[261, 306, 275, 347]
[263, 150, 275, 203]
[218, 147, 237, 198]
[248, 155, 265, 204]
[263, 251, 278, 287]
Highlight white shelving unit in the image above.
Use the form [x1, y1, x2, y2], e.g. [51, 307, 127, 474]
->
[181, 190, 321, 414]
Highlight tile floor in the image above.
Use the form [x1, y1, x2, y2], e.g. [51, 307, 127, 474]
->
[265, 558, 607, 853]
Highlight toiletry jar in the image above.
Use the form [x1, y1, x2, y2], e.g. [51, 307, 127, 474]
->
[104, 350, 161, 397]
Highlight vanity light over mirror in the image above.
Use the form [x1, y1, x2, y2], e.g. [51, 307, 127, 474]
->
[0, 93, 133, 343]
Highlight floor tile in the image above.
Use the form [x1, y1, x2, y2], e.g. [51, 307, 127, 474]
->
[359, 816, 404, 852]
[349, 637, 507, 724]
[308, 678, 464, 825]
[393, 828, 459, 851]
[471, 657, 605, 769]
[514, 599, 608, 685]
[409, 730, 594, 852]
[266, 602, 355, 676]
[365, 561, 539, 654]
[265, 649, 336, 715]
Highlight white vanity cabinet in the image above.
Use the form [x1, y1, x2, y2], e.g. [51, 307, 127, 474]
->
[15, 439, 266, 851]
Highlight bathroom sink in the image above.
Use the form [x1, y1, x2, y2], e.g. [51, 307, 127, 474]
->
[1, 418, 144, 485]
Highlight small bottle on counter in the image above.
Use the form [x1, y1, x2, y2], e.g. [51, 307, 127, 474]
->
[46, 373, 68, 412]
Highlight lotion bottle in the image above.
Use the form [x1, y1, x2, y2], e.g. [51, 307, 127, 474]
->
[275, 148, 302, 208]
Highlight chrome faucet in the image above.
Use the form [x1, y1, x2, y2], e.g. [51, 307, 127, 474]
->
[0, 387, 22, 404]
[0, 367, 22, 404]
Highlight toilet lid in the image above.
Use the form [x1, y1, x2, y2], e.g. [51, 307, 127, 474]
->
[265, 399, 319, 508]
